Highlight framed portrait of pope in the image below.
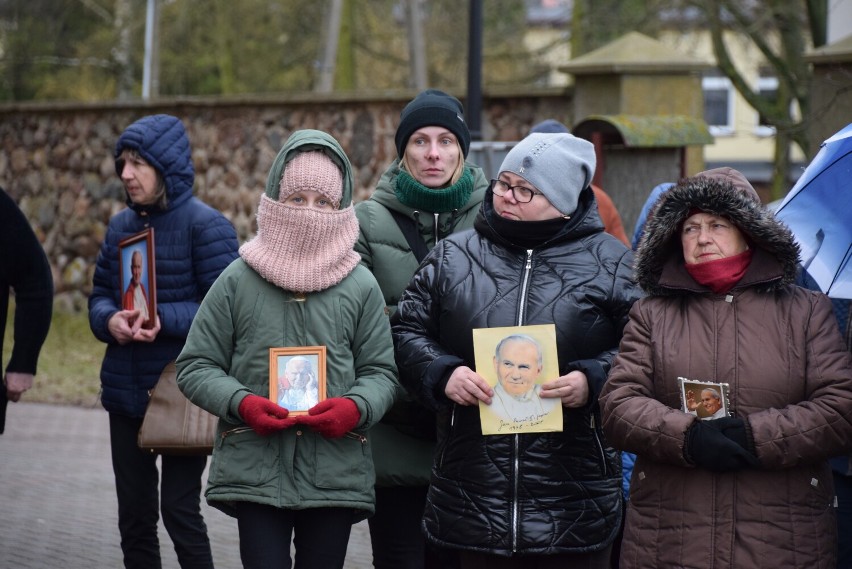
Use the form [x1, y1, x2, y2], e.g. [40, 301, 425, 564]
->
[118, 228, 156, 329]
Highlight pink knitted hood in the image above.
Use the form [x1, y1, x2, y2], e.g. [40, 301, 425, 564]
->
[239, 135, 361, 293]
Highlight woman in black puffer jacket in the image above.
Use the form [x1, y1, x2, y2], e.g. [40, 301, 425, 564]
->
[392, 132, 643, 567]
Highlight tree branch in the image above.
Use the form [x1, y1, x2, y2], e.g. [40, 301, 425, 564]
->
[75, 0, 112, 24]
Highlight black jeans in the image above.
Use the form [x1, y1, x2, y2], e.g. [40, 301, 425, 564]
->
[368, 485, 459, 569]
[235, 502, 357, 569]
[109, 412, 213, 569]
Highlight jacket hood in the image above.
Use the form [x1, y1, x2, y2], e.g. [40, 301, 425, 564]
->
[635, 167, 800, 295]
[370, 159, 487, 217]
[265, 129, 354, 208]
[115, 114, 194, 210]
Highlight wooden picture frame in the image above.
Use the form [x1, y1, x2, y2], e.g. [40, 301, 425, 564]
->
[678, 377, 731, 420]
[118, 228, 156, 329]
[269, 346, 327, 415]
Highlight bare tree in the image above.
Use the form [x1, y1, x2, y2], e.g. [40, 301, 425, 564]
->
[0, 0, 117, 100]
[692, 0, 817, 199]
[0, 0, 542, 99]
[571, 0, 821, 199]
[113, 0, 134, 99]
[571, 0, 665, 57]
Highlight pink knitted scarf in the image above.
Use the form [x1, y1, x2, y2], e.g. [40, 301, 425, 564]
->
[239, 194, 361, 293]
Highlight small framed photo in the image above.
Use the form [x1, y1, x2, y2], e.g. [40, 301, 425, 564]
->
[118, 228, 156, 329]
[269, 346, 327, 415]
[678, 377, 731, 420]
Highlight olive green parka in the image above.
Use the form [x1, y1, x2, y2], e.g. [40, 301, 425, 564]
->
[354, 158, 488, 487]
[176, 130, 399, 518]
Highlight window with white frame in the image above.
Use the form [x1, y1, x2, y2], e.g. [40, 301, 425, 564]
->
[702, 71, 734, 136]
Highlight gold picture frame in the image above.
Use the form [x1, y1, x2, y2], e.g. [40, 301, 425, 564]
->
[118, 228, 156, 329]
[269, 346, 327, 415]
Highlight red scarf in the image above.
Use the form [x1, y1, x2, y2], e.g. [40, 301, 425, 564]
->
[685, 249, 753, 294]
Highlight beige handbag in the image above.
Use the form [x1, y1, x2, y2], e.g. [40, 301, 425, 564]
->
[138, 361, 218, 455]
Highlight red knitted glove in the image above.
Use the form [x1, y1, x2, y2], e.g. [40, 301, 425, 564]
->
[298, 398, 360, 439]
[238, 394, 298, 436]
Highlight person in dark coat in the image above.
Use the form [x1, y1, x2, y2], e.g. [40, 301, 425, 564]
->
[630, 182, 674, 250]
[0, 187, 53, 433]
[827, 299, 852, 569]
[88, 114, 239, 569]
[797, 270, 852, 569]
[392, 132, 643, 567]
[355, 88, 488, 569]
[600, 167, 852, 569]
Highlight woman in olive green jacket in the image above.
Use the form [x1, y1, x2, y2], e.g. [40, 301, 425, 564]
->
[176, 129, 398, 569]
[354, 89, 488, 569]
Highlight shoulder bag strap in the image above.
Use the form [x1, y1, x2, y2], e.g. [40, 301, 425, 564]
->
[388, 209, 430, 263]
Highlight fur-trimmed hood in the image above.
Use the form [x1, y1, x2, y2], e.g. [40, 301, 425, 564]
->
[635, 167, 800, 296]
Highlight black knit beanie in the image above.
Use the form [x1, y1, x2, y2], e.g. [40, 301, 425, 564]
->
[394, 89, 471, 158]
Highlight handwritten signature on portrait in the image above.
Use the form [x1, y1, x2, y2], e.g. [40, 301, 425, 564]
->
[497, 412, 549, 433]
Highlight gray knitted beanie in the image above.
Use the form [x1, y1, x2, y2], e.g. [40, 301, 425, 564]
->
[498, 133, 596, 216]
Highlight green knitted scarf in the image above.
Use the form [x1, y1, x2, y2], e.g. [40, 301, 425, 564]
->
[394, 167, 474, 212]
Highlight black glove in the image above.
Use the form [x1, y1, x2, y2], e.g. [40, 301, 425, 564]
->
[706, 416, 756, 453]
[685, 417, 759, 472]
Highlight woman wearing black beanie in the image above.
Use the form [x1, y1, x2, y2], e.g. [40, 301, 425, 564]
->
[355, 89, 488, 569]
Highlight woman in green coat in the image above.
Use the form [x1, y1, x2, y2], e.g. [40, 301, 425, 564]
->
[176, 129, 399, 569]
[354, 89, 489, 569]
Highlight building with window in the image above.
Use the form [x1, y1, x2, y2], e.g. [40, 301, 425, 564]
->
[523, 0, 851, 193]
[657, 26, 805, 187]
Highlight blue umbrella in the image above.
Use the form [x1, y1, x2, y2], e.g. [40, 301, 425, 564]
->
[775, 123, 852, 298]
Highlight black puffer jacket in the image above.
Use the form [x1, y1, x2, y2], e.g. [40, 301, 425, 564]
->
[392, 188, 643, 556]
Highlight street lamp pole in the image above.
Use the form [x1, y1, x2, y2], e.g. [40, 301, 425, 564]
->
[142, 0, 159, 99]
[466, 0, 483, 141]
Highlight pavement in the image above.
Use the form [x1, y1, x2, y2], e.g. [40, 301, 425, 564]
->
[0, 402, 374, 569]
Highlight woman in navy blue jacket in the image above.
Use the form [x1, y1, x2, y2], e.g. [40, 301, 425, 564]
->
[88, 114, 239, 569]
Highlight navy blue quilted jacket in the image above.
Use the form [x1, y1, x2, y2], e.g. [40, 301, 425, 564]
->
[88, 114, 239, 417]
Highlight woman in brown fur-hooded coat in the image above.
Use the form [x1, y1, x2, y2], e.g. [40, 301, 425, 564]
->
[600, 167, 852, 569]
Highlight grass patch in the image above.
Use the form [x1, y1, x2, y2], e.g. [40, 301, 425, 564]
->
[4, 303, 104, 407]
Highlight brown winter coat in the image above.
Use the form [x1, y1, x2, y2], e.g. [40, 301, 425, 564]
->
[600, 168, 852, 569]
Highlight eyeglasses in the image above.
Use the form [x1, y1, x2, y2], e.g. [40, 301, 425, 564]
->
[490, 179, 544, 203]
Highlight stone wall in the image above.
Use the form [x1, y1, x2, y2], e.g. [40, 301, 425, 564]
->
[0, 90, 570, 310]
